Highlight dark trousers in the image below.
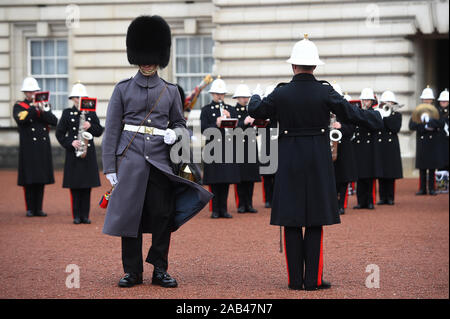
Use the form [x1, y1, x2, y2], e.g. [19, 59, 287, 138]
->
[70, 188, 91, 220]
[210, 183, 230, 214]
[236, 181, 254, 208]
[336, 182, 348, 209]
[262, 174, 275, 204]
[284, 226, 324, 288]
[121, 166, 173, 274]
[378, 178, 395, 202]
[23, 184, 44, 213]
[419, 169, 436, 193]
[356, 178, 374, 207]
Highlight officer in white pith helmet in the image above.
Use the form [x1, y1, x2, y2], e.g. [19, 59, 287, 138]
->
[437, 89, 449, 172]
[13, 76, 58, 217]
[201, 76, 240, 218]
[420, 85, 435, 104]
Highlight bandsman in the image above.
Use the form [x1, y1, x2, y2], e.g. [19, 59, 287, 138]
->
[437, 89, 449, 171]
[233, 83, 260, 214]
[13, 77, 57, 217]
[373, 91, 403, 205]
[200, 77, 240, 218]
[55, 82, 104, 224]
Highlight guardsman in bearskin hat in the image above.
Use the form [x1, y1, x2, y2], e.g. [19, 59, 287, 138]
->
[409, 86, 446, 195]
[248, 35, 383, 291]
[353, 88, 379, 209]
[55, 82, 104, 224]
[373, 91, 403, 205]
[200, 77, 240, 218]
[331, 83, 358, 215]
[13, 77, 58, 217]
[101, 15, 212, 288]
[233, 83, 261, 214]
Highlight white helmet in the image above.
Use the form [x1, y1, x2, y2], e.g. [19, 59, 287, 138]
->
[21, 77, 40, 92]
[359, 88, 376, 100]
[209, 77, 227, 94]
[380, 90, 397, 104]
[232, 84, 251, 98]
[332, 83, 343, 96]
[420, 86, 435, 100]
[286, 34, 324, 66]
[69, 82, 88, 98]
[437, 89, 449, 102]
[263, 84, 276, 98]
[343, 93, 352, 101]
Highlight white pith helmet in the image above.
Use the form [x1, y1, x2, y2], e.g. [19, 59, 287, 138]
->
[359, 88, 376, 100]
[232, 84, 251, 98]
[437, 89, 449, 102]
[69, 82, 88, 98]
[420, 86, 435, 100]
[286, 34, 324, 66]
[209, 77, 228, 94]
[380, 90, 397, 104]
[21, 77, 40, 92]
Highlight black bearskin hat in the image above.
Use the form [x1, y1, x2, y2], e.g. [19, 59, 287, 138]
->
[126, 15, 172, 68]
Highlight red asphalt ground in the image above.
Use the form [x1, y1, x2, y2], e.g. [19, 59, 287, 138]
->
[0, 170, 448, 299]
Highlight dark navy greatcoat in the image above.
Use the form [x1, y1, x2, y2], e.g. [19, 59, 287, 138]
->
[102, 71, 213, 238]
[200, 100, 241, 185]
[373, 111, 403, 179]
[248, 73, 383, 227]
[55, 105, 104, 189]
[12, 99, 57, 186]
[333, 120, 358, 184]
[436, 105, 449, 168]
[235, 103, 261, 182]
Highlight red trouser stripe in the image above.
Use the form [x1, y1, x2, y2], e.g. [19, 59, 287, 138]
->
[372, 179, 377, 205]
[317, 228, 324, 286]
[261, 177, 266, 203]
[343, 184, 349, 209]
[70, 190, 74, 218]
[283, 228, 290, 285]
[234, 184, 239, 208]
[23, 187, 28, 211]
[208, 186, 212, 212]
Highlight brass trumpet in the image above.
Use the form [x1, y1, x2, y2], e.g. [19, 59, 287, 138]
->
[329, 113, 342, 162]
[379, 102, 404, 118]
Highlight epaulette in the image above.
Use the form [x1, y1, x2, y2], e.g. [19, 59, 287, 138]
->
[276, 82, 288, 88]
[318, 80, 331, 86]
[117, 77, 132, 84]
[162, 78, 176, 87]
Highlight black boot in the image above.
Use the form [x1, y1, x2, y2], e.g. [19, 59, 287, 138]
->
[152, 267, 178, 288]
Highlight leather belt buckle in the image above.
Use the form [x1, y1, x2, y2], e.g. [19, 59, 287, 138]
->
[145, 126, 154, 135]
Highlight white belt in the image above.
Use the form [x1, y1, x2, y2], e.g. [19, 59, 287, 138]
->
[123, 124, 166, 136]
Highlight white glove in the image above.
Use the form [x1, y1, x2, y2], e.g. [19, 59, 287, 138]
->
[164, 128, 177, 145]
[252, 84, 263, 97]
[106, 173, 118, 187]
[373, 108, 386, 118]
[421, 113, 430, 123]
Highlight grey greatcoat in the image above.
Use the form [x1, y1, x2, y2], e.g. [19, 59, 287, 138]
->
[102, 71, 213, 238]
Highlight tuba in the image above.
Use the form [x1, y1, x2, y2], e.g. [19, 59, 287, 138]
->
[75, 109, 93, 158]
[411, 103, 439, 124]
[329, 113, 342, 162]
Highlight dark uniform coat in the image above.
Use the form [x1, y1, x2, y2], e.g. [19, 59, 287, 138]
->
[373, 111, 403, 179]
[13, 99, 57, 186]
[235, 103, 261, 182]
[409, 109, 446, 170]
[333, 120, 358, 184]
[55, 105, 104, 188]
[352, 109, 380, 179]
[248, 73, 383, 227]
[102, 71, 213, 238]
[200, 100, 241, 185]
[436, 105, 449, 168]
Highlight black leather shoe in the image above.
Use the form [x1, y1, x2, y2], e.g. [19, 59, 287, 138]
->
[246, 206, 258, 213]
[118, 272, 143, 288]
[26, 210, 34, 217]
[211, 211, 220, 219]
[367, 203, 374, 209]
[237, 206, 246, 213]
[221, 211, 233, 218]
[416, 190, 427, 195]
[353, 204, 367, 209]
[81, 218, 91, 224]
[288, 284, 303, 290]
[377, 200, 387, 205]
[264, 202, 271, 208]
[73, 218, 81, 224]
[34, 211, 47, 217]
[152, 267, 178, 288]
[338, 208, 345, 215]
[304, 280, 331, 291]
[429, 189, 437, 195]
[386, 199, 394, 205]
